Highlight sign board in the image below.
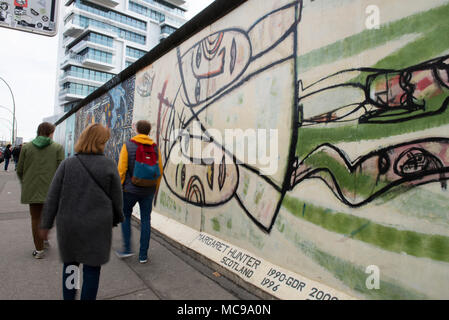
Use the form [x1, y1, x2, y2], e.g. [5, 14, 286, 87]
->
[0, 0, 58, 37]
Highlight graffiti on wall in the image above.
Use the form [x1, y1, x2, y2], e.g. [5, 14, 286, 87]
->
[132, 0, 303, 232]
[74, 75, 135, 162]
[71, 0, 449, 299]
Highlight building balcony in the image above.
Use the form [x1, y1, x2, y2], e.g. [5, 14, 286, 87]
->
[63, 21, 85, 38]
[159, 33, 170, 41]
[60, 52, 115, 71]
[64, 28, 116, 50]
[72, 22, 118, 39]
[70, 40, 115, 55]
[59, 72, 108, 88]
[59, 88, 86, 102]
[66, 0, 119, 7]
[165, 0, 186, 6]
[125, 56, 138, 65]
[82, 57, 115, 70]
[159, 16, 182, 29]
[87, 0, 120, 7]
[60, 52, 84, 69]
[138, 0, 187, 17]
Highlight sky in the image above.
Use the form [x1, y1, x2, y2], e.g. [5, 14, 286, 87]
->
[0, 0, 214, 143]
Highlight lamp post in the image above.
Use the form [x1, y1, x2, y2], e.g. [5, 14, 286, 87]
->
[0, 77, 16, 145]
[0, 105, 17, 144]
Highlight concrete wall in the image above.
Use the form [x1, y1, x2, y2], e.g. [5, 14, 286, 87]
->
[62, 0, 449, 299]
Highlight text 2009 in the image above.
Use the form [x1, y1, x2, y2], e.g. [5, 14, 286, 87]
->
[308, 287, 338, 300]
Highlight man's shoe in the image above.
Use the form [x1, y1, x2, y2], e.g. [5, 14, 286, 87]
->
[115, 250, 134, 259]
[139, 258, 148, 264]
[32, 250, 45, 259]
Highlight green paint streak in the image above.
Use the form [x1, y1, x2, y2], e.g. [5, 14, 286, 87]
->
[276, 214, 427, 299]
[249, 228, 265, 250]
[298, 3, 449, 74]
[270, 78, 278, 97]
[211, 217, 220, 232]
[282, 196, 449, 263]
[254, 190, 263, 205]
[300, 242, 428, 300]
[393, 188, 449, 225]
[160, 191, 177, 212]
[200, 211, 205, 231]
[238, 94, 244, 105]
[243, 175, 250, 196]
[226, 219, 232, 229]
[276, 219, 285, 233]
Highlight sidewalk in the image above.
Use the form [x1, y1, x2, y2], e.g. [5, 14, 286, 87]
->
[0, 168, 259, 300]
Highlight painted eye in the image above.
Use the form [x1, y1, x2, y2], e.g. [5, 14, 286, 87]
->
[218, 155, 226, 190]
[207, 164, 214, 189]
[181, 164, 186, 189]
[230, 38, 237, 74]
[195, 44, 202, 69]
[195, 80, 201, 103]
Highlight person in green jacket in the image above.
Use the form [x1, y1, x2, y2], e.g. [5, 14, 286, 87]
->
[17, 122, 64, 259]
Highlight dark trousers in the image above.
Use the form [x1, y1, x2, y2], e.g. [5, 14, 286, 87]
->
[121, 191, 154, 260]
[4, 158, 9, 171]
[29, 204, 44, 251]
[63, 263, 101, 300]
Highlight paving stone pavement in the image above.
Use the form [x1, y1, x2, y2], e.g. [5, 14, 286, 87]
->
[0, 169, 259, 300]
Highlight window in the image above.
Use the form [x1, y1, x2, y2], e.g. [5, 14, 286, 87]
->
[63, 81, 99, 97]
[71, 14, 146, 45]
[129, 1, 165, 23]
[75, 0, 147, 30]
[126, 46, 147, 59]
[79, 47, 113, 64]
[161, 25, 176, 35]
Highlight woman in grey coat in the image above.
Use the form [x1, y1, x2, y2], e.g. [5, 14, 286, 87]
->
[40, 124, 124, 300]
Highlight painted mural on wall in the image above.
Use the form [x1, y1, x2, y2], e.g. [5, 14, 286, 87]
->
[70, 0, 449, 299]
[74, 75, 135, 162]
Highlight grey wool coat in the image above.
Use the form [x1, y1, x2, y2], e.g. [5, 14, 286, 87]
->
[41, 154, 124, 266]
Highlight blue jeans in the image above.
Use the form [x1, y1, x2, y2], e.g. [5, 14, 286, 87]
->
[121, 191, 155, 260]
[62, 263, 101, 300]
[4, 158, 9, 171]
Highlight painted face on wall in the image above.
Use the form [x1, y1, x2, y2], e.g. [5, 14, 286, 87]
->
[177, 29, 252, 107]
[155, 1, 302, 231]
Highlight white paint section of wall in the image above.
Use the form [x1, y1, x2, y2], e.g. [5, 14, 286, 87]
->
[141, 210, 356, 300]
[299, 0, 449, 55]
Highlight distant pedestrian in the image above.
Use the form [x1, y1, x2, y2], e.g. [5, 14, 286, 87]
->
[40, 123, 124, 301]
[3, 144, 12, 171]
[16, 123, 64, 259]
[116, 120, 163, 264]
[12, 144, 22, 170]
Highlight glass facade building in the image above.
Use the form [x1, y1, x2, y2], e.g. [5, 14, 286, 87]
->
[55, 0, 187, 114]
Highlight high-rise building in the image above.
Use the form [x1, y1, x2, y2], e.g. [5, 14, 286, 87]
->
[54, 0, 187, 115]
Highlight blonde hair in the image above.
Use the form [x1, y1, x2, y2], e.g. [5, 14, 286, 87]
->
[74, 123, 110, 154]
